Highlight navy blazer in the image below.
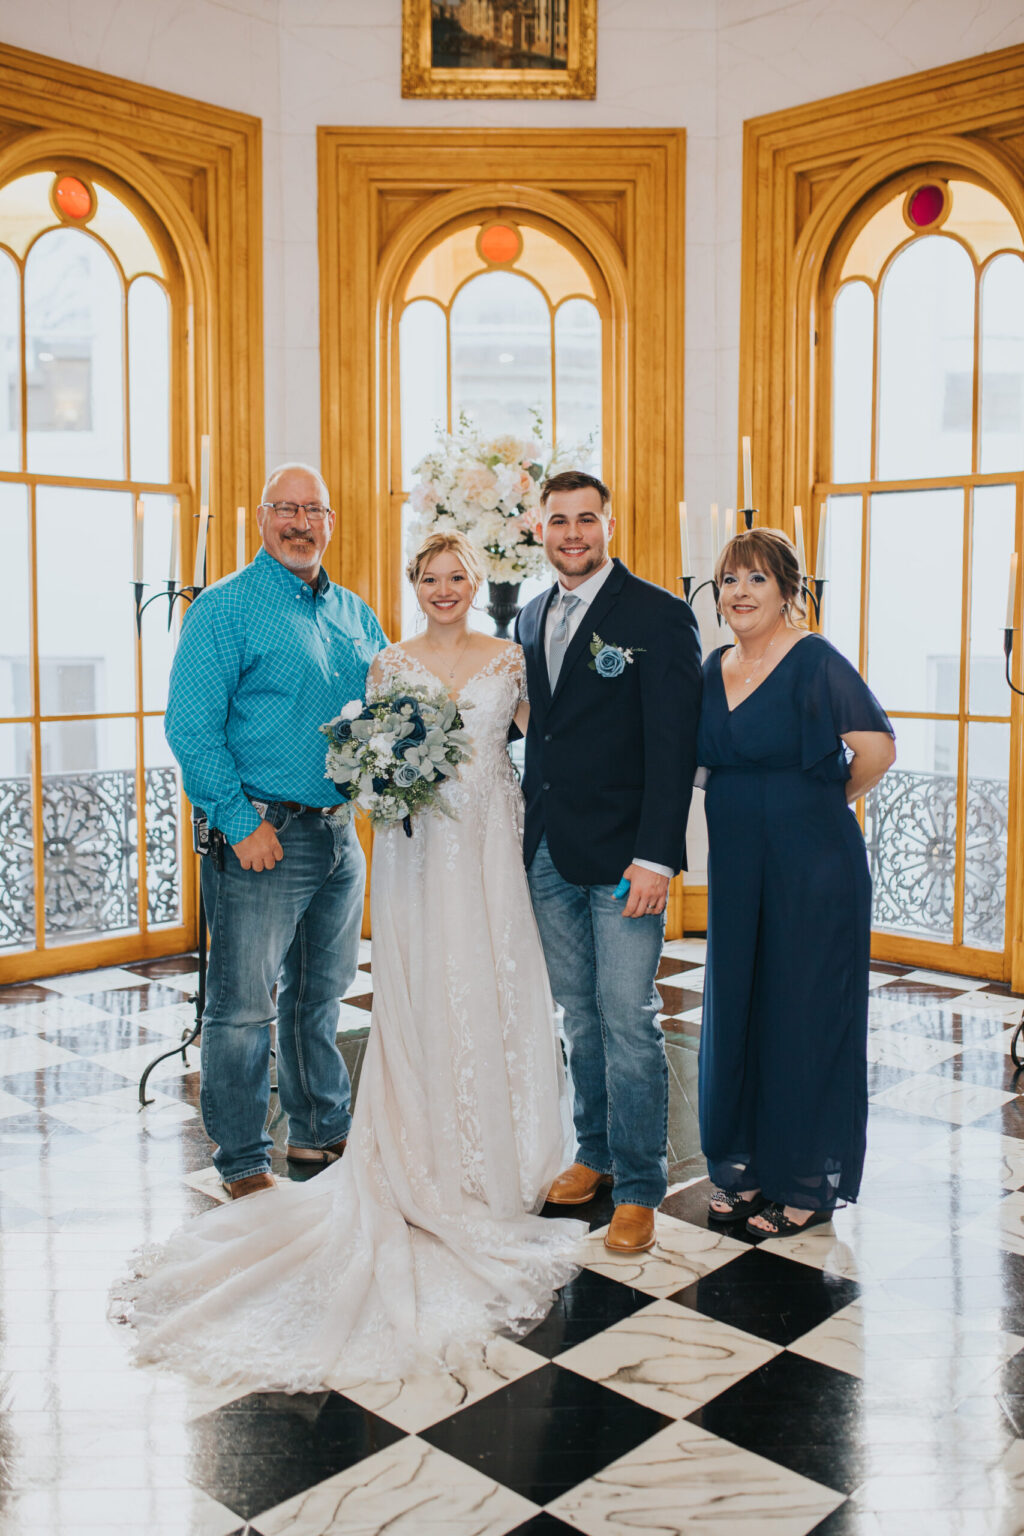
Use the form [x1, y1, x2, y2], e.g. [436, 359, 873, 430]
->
[515, 558, 702, 886]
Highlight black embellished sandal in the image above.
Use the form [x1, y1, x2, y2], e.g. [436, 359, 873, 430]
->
[746, 1202, 834, 1239]
[708, 1189, 765, 1223]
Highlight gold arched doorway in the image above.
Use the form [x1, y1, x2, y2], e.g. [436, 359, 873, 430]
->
[317, 127, 699, 933]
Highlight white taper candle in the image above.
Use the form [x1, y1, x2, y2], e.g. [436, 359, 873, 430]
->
[168, 500, 180, 584]
[815, 502, 828, 580]
[199, 435, 210, 513]
[1007, 551, 1019, 630]
[193, 508, 210, 589]
[132, 498, 144, 584]
[725, 507, 736, 546]
[793, 505, 807, 578]
[742, 437, 752, 508]
[678, 501, 690, 578]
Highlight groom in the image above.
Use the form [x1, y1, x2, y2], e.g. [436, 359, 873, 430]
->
[517, 470, 702, 1254]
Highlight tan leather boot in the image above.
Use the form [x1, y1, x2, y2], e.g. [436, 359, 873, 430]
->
[286, 1139, 347, 1166]
[604, 1203, 656, 1252]
[546, 1163, 613, 1205]
[223, 1171, 276, 1200]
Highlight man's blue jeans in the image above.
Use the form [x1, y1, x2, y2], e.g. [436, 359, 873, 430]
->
[527, 836, 668, 1209]
[199, 803, 364, 1183]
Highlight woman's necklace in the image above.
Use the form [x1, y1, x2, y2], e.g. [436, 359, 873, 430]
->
[425, 631, 471, 682]
[733, 623, 784, 685]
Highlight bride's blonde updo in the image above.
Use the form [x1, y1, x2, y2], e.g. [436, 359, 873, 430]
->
[406, 529, 485, 595]
[715, 527, 808, 629]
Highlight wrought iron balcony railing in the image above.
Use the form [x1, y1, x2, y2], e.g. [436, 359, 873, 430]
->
[865, 766, 1008, 949]
[0, 767, 181, 950]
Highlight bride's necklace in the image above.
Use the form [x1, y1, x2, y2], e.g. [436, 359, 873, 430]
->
[424, 631, 471, 682]
[733, 624, 783, 685]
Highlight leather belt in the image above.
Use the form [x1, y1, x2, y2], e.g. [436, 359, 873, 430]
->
[279, 800, 345, 816]
[249, 796, 344, 817]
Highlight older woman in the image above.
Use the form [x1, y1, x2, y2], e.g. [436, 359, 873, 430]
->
[698, 528, 895, 1238]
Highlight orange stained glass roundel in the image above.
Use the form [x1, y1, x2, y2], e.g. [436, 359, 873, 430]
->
[478, 223, 522, 265]
[53, 175, 93, 221]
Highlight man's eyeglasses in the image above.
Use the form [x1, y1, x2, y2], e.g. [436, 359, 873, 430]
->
[260, 502, 332, 522]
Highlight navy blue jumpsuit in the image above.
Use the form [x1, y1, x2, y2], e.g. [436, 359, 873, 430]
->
[697, 634, 893, 1211]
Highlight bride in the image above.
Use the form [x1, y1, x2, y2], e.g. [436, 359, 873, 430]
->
[119, 530, 584, 1392]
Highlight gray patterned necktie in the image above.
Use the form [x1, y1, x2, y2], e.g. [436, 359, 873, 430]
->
[548, 592, 582, 689]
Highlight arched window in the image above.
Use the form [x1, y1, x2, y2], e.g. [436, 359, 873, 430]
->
[820, 176, 1023, 962]
[393, 215, 606, 636]
[0, 167, 186, 966]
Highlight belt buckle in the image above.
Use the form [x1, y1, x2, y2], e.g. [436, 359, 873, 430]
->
[249, 797, 269, 817]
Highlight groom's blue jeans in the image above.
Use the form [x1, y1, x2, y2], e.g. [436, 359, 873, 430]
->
[527, 836, 668, 1209]
[199, 803, 364, 1184]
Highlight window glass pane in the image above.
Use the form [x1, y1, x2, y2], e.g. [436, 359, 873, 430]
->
[90, 184, 165, 282]
[451, 271, 551, 440]
[0, 722, 34, 951]
[865, 716, 958, 944]
[821, 494, 862, 668]
[554, 297, 601, 468]
[963, 721, 1009, 950]
[128, 277, 170, 483]
[867, 489, 962, 713]
[144, 715, 181, 928]
[979, 254, 1024, 474]
[0, 482, 31, 718]
[831, 281, 872, 483]
[25, 228, 124, 479]
[0, 249, 19, 471]
[877, 236, 974, 481]
[139, 494, 181, 714]
[970, 484, 1016, 716]
[41, 716, 138, 944]
[36, 486, 135, 715]
[399, 300, 447, 490]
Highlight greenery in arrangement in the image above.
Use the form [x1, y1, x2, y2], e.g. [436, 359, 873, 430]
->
[408, 412, 595, 584]
[321, 686, 472, 834]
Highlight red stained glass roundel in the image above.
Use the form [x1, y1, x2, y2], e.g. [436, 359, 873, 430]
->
[907, 183, 946, 229]
[478, 223, 521, 265]
[53, 175, 93, 221]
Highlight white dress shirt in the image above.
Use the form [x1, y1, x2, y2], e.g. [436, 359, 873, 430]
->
[543, 560, 673, 882]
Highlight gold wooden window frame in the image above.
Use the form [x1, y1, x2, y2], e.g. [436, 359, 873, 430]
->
[390, 207, 611, 628]
[740, 43, 1024, 988]
[0, 44, 263, 984]
[316, 126, 699, 935]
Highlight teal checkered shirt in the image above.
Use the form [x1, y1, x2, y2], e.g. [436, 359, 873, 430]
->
[165, 547, 387, 843]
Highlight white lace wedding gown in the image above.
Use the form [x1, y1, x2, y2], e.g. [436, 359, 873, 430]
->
[119, 643, 583, 1392]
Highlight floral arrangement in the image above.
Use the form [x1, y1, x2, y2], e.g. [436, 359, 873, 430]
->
[588, 633, 644, 678]
[321, 685, 472, 835]
[408, 414, 594, 585]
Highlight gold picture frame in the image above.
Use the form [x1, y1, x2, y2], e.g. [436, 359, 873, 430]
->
[402, 0, 596, 100]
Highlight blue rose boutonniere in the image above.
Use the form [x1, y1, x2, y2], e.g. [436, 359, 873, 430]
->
[588, 633, 644, 677]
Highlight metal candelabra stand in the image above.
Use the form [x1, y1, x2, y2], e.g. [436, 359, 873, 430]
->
[133, 577, 208, 1106]
[680, 505, 828, 624]
[1005, 627, 1024, 1072]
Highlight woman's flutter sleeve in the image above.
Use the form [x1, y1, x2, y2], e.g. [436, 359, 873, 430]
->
[801, 642, 894, 782]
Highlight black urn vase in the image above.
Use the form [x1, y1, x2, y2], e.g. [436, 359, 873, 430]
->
[486, 580, 522, 639]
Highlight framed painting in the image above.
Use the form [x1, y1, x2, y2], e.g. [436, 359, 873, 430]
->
[402, 0, 596, 99]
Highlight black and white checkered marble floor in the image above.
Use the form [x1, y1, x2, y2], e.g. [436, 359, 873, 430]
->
[1, 942, 1024, 1534]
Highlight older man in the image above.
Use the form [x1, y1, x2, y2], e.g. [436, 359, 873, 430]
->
[165, 463, 386, 1199]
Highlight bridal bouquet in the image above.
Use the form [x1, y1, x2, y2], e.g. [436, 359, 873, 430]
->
[408, 414, 594, 584]
[321, 685, 472, 835]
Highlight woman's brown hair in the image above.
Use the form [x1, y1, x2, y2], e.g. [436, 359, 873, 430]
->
[715, 527, 807, 628]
